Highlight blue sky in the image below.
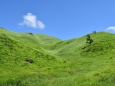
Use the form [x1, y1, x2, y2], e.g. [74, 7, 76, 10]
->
[0, 0, 115, 40]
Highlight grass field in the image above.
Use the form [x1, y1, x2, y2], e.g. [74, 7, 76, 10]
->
[0, 28, 115, 86]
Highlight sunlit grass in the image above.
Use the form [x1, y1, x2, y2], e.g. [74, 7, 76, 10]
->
[0, 28, 115, 86]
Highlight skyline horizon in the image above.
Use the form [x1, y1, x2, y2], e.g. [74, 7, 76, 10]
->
[0, 27, 113, 40]
[0, 0, 115, 40]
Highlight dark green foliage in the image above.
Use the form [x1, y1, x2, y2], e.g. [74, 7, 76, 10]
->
[86, 34, 93, 45]
[29, 32, 33, 35]
[93, 31, 96, 34]
[25, 58, 34, 63]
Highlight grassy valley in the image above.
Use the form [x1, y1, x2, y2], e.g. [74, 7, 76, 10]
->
[0, 28, 115, 86]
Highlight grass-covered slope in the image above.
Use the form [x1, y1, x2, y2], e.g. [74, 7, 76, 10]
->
[0, 28, 64, 85]
[0, 28, 115, 86]
[52, 32, 115, 58]
[48, 32, 115, 86]
[0, 28, 61, 51]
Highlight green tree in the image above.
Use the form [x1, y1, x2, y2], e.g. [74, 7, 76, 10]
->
[86, 34, 93, 45]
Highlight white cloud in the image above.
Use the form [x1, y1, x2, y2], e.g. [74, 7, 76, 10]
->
[19, 13, 45, 29]
[106, 26, 115, 31]
[37, 20, 45, 29]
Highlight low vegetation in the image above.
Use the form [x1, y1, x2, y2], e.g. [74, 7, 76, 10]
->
[0, 28, 115, 86]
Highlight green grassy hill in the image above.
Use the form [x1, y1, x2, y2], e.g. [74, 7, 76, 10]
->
[53, 32, 115, 58]
[0, 28, 115, 86]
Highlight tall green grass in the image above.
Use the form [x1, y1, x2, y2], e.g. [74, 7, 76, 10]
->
[0, 28, 115, 86]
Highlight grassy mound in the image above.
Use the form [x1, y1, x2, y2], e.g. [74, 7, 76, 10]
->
[0, 28, 64, 85]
